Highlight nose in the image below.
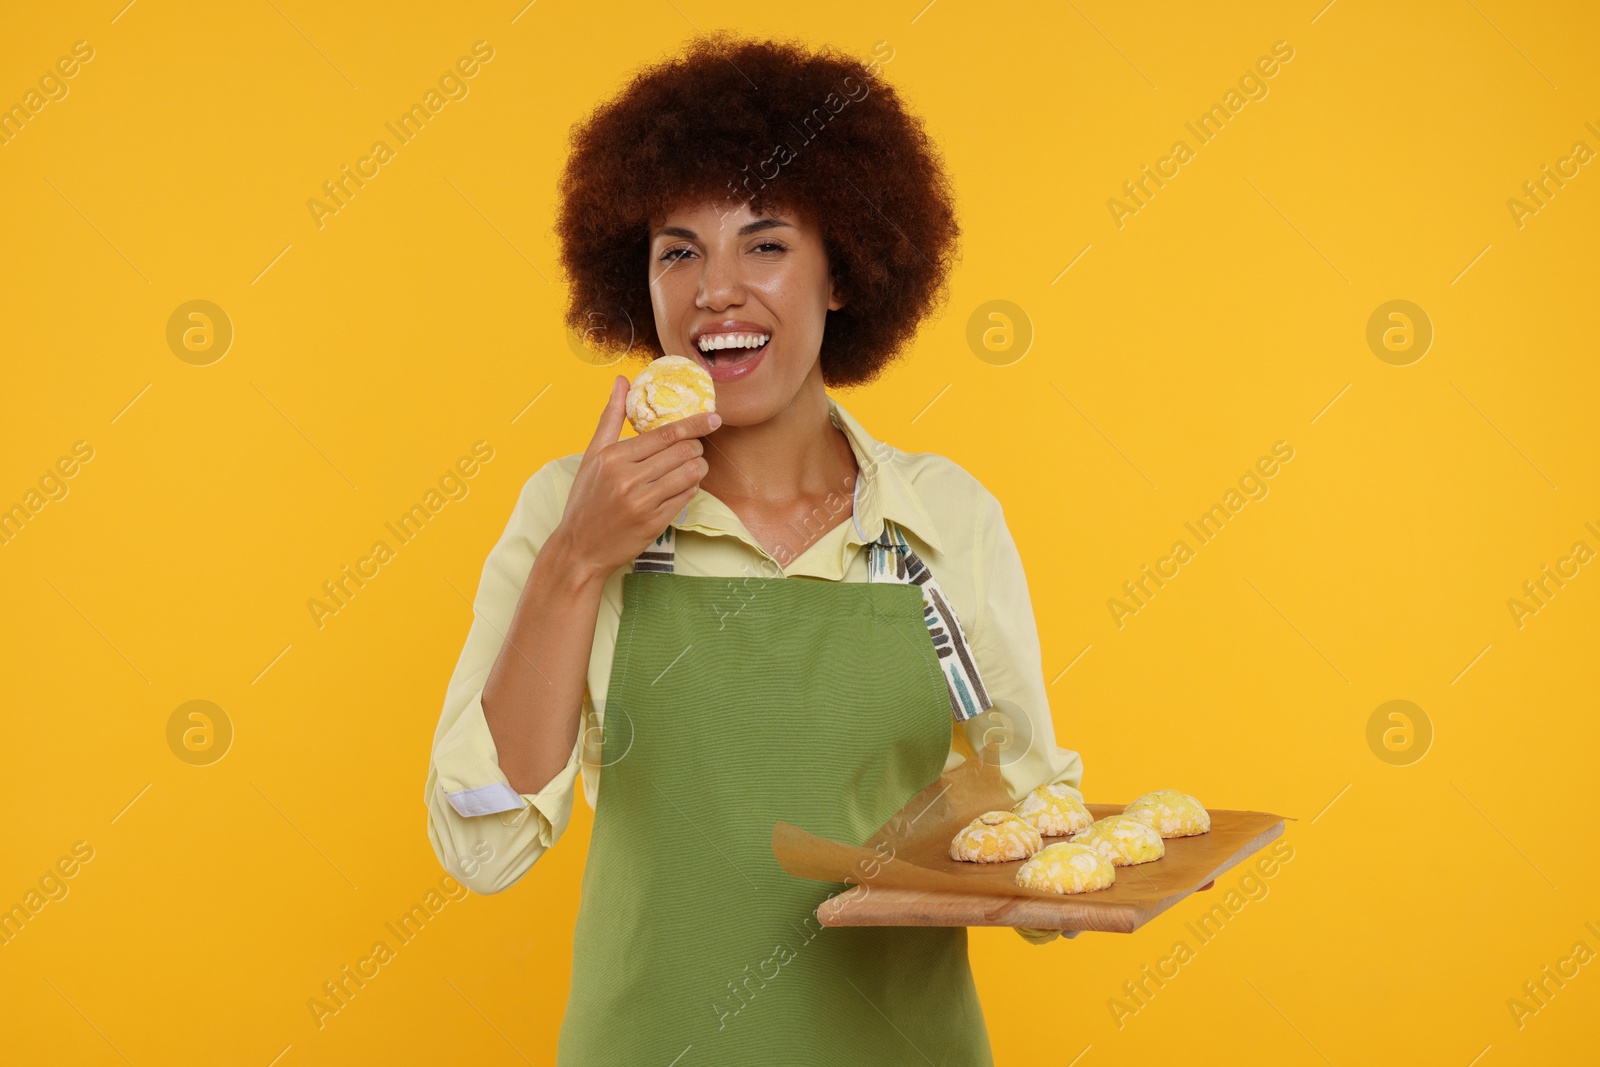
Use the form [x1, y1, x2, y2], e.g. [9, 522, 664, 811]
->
[695, 246, 745, 311]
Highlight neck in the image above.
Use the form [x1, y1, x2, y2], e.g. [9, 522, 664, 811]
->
[699, 365, 857, 505]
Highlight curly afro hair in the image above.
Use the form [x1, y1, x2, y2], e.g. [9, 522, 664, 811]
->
[554, 31, 960, 388]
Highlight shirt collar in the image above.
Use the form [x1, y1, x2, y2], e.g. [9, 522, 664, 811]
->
[672, 396, 945, 556]
[826, 397, 945, 555]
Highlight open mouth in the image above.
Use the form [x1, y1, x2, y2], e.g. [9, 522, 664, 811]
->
[697, 334, 771, 367]
[691, 331, 770, 382]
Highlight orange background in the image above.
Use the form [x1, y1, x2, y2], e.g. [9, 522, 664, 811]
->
[2, 1, 1597, 1064]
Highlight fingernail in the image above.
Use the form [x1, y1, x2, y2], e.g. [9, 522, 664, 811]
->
[708, 413, 722, 429]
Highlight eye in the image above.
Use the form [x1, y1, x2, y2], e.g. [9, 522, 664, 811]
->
[753, 240, 787, 253]
[659, 247, 695, 263]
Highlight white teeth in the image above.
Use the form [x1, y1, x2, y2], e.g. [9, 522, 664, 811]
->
[696, 332, 769, 353]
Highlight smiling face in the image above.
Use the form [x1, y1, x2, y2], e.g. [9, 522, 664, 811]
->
[648, 198, 845, 427]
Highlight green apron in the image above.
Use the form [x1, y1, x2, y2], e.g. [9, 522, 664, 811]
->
[556, 522, 995, 1065]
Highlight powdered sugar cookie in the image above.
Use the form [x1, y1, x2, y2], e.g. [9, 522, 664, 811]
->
[1015, 841, 1116, 894]
[1070, 815, 1165, 866]
[1124, 790, 1211, 838]
[1012, 782, 1093, 838]
[949, 810, 1043, 863]
[625, 355, 716, 434]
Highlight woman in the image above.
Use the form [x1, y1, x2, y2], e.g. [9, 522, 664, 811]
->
[425, 32, 1083, 1065]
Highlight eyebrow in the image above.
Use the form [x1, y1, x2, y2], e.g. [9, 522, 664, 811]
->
[653, 217, 793, 241]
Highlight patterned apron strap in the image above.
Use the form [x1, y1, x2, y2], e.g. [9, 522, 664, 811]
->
[632, 526, 676, 573]
[867, 520, 991, 723]
[631, 520, 989, 722]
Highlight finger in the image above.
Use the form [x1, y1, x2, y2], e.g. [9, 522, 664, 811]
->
[616, 409, 722, 460]
[584, 377, 628, 459]
[653, 478, 702, 523]
[648, 455, 709, 502]
[637, 435, 705, 484]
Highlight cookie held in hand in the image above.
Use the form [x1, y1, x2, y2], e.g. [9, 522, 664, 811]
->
[949, 810, 1043, 863]
[625, 355, 716, 434]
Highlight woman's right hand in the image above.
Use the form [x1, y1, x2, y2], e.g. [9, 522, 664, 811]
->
[549, 374, 721, 582]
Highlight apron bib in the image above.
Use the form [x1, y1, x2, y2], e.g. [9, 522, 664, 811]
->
[556, 523, 995, 1066]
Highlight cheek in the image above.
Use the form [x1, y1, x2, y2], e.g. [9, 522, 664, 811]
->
[755, 272, 828, 348]
[650, 275, 693, 339]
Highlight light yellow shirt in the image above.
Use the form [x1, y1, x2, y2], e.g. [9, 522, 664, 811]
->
[425, 397, 1084, 921]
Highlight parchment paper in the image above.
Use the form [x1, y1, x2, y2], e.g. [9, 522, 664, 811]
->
[771, 743, 1293, 913]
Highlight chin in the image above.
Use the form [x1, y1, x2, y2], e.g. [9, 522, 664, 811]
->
[709, 390, 786, 427]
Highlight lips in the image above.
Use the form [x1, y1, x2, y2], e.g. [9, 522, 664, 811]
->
[688, 320, 773, 384]
[686, 335, 769, 383]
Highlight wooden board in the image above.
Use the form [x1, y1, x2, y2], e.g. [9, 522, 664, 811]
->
[811, 810, 1287, 934]
[772, 750, 1293, 935]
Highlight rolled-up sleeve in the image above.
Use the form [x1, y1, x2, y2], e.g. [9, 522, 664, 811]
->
[424, 460, 583, 895]
[961, 490, 1085, 807]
